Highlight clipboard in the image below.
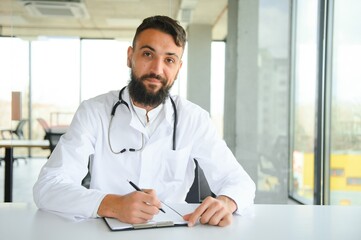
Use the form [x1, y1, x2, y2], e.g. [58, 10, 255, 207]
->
[104, 203, 188, 231]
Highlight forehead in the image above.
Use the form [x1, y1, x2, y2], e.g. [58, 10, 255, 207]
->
[134, 29, 183, 56]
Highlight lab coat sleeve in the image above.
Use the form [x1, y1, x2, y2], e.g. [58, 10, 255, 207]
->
[33, 100, 106, 221]
[190, 108, 256, 215]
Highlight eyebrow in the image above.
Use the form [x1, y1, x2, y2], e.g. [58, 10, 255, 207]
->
[140, 45, 180, 60]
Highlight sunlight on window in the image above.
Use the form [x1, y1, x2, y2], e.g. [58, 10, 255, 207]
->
[81, 39, 130, 101]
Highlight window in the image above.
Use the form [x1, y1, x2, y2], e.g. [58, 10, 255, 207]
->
[0, 37, 30, 157]
[0, 38, 29, 129]
[329, 0, 361, 205]
[290, 0, 361, 206]
[31, 38, 80, 151]
[256, 0, 291, 203]
[80, 39, 130, 101]
[330, 168, 344, 177]
[290, 0, 318, 204]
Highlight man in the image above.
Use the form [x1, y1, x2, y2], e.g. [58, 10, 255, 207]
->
[33, 15, 255, 227]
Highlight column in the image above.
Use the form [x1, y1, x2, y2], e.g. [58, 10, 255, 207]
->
[224, 0, 259, 184]
[186, 24, 212, 112]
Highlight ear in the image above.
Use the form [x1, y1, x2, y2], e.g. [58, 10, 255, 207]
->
[127, 46, 133, 68]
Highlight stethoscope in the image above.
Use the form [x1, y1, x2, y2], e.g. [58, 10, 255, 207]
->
[108, 86, 177, 154]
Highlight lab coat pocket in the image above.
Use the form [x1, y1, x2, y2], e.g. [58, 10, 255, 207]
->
[162, 146, 191, 182]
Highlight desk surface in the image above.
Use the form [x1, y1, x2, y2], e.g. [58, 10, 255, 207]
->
[1, 203, 360, 240]
[0, 139, 49, 148]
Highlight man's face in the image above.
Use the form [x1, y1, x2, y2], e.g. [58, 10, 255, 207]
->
[127, 28, 183, 106]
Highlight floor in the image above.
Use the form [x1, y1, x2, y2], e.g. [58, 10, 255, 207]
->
[0, 157, 47, 203]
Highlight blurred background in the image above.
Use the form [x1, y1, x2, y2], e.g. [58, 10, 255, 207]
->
[0, 0, 360, 206]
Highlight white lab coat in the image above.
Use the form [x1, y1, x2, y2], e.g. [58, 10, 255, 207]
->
[33, 87, 255, 220]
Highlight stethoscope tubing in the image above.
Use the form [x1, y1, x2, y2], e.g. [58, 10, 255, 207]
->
[108, 86, 177, 153]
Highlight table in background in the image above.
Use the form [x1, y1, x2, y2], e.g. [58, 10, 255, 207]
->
[1, 203, 360, 240]
[0, 140, 49, 202]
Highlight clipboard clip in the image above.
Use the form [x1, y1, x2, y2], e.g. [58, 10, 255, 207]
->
[133, 221, 174, 229]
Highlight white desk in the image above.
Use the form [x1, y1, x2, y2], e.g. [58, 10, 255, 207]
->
[1, 203, 360, 240]
[0, 140, 49, 202]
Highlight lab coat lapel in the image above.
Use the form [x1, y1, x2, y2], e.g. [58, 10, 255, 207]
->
[138, 97, 175, 188]
[122, 88, 147, 136]
[145, 96, 174, 146]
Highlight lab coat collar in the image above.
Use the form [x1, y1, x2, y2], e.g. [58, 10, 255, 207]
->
[121, 86, 174, 133]
[120, 88, 145, 134]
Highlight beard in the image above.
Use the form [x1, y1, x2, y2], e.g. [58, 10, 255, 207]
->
[128, 70, 174, 107]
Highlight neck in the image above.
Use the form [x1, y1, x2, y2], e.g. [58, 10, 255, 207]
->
[132, 100, 159, 113]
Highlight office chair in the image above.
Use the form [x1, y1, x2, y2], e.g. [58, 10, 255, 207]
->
[81, 155, 94, 189]
[0, 119, 28, 165]
[185, 160, 215, 203]
[37, 118, 65, 153]
[0, 119, 28, 140]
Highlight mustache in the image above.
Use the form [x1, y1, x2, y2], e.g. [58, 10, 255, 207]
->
[140, 73, 167, 84]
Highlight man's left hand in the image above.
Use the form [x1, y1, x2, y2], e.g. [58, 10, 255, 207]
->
[183, 195, 237, 227]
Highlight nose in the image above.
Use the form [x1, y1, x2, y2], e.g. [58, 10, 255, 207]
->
[149, 57, 163, 75]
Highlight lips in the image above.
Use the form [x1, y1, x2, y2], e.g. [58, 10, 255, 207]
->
[146, 77, 160, 82]
[141, 74, 166, 85]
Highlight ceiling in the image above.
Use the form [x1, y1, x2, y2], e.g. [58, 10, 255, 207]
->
[0, 0, 228, 40]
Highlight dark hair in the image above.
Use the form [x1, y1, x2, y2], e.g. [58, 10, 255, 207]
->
[132, 15, 186, 49]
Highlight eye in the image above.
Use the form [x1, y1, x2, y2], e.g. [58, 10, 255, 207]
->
[143, 51, 153, 58]
[165, 57, 175, 64]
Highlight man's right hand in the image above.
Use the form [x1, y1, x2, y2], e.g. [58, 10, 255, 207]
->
[97, 189, 161, 224]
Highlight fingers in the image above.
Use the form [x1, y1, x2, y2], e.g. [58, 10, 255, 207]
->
[185, 196, 233, 227]
[126, 200, 159, 223]
[140, 189, 162, 210]
[126, 190, 163, 223]
[97, 191, 163, 224]
[131, 192, 160, 212]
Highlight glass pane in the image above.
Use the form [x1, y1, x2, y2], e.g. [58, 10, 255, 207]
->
[0, 37, 30, 158]
[256, 0, 290, 203]
[81, 39, 130, 101]
[0, 37, 29, 131]
[290, 0, 318, 204]
[329, 0, 361, 205]
[31, 38, 80, 156]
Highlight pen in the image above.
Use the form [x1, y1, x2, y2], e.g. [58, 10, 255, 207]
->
[127, 180, 166, 213]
